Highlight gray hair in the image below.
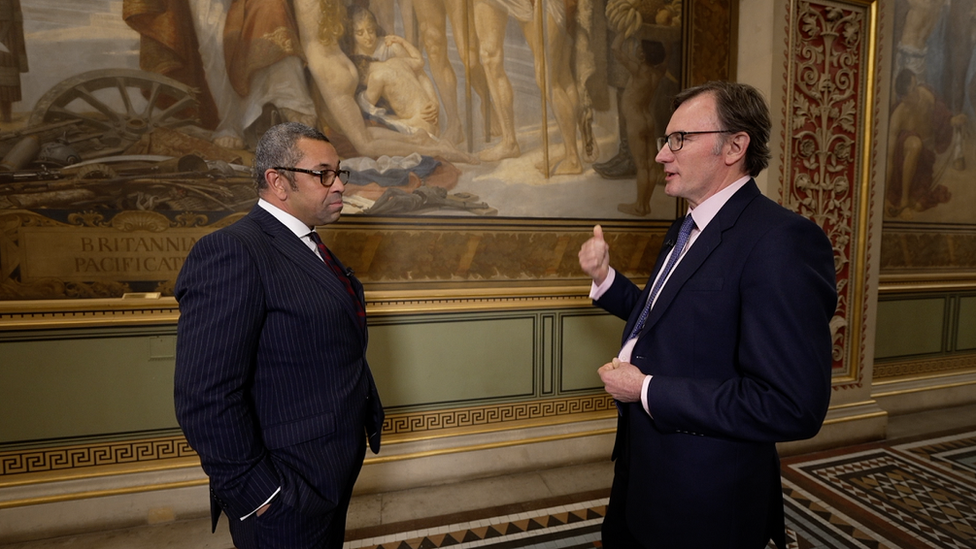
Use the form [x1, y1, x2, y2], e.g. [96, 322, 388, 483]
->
[253, 122, 330, 191]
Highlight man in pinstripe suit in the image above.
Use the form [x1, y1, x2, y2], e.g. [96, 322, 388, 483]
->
[175, 122, 384, 549]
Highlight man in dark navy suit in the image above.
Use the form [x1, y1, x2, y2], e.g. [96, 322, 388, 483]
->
[579, 82, 837, 549]
[175, 122, 383, 549]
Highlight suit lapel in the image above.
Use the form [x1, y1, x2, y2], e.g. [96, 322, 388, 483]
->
[249, 207, 364, 330]
[637, 180, 761, 334]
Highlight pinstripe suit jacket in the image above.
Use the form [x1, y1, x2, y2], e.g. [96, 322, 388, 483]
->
[174, 205, 383, 526]
[595, 180, 836, 549]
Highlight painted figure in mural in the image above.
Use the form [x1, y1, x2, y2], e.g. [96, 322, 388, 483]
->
[123, 0, 317, 149]
[369, 0, 416, 45]
[412, 0, 496, 146]
[473, 0, 585, 174]
[579, 81, 836, 549]
[175, 122, 383, 549]
[0, 0, 27, 123]
[596, 0, 682, 181]
[346, 7, 440, 137]
[353, 55, 440, 137]
[124, 0, 474, 162]
[886, 68, 962, 218]
[939, 0, 976, 117]
[293, 0, 476, 163]
[611, 33, 668, 217]
[895, 0, 944, 80]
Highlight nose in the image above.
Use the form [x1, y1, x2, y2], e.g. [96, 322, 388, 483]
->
[655, 145, 672, 164]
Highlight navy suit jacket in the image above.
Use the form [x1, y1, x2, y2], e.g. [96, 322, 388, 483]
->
[174, 205, 383, 527]
[595, 180, 836, 548]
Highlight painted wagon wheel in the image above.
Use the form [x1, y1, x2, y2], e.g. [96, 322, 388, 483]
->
[28, 69, 202, 151]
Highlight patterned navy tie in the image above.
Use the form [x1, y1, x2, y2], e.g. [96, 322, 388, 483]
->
[308, 231, 366, 327]
[627, 214, 696, 340]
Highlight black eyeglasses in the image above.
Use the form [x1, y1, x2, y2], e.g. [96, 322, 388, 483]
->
[273, 166, 350, 187]
[657, 130, 735, 152]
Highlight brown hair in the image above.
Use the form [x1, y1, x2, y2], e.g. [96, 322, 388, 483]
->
[672, 81, 771, 177]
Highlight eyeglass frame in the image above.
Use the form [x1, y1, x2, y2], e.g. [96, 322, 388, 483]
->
[272, 166, 350, 187]
[657, 130, 735, 152]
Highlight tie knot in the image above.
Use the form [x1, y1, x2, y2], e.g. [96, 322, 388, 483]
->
[679, 214, 696, 235]
[308, 231, 324, 245]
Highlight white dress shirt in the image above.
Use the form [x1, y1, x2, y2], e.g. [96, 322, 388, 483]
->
[258, 198, 323, 256]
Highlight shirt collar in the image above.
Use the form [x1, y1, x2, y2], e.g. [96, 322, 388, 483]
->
[257, 198, 314, 239]
[687, 175, 751, 232]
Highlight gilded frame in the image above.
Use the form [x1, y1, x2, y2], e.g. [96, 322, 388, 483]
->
[878, 0, 976, 286]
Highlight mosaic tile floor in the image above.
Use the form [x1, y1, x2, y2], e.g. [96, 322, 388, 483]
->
[345, 499, 605, 549]
[344, 429, 976, 549]
[780, 428, 976, 549]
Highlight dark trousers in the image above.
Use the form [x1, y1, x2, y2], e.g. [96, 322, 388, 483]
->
[601, 418, 644, 549]
[227, 446, 365, 549]
[228, 496, 350, 549]
[601, 419, 784, 549]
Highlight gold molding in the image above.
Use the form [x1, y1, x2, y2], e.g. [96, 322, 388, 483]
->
[878, 273, 976, 294]
[873, 356, 976, 382]
[821, 410, 888, 426]
[0, 478, 208, 510]
[383, 396, 616, 437]
[366, 286, 596, 316]
[0, 294, 180, 330]
[0, 436, 196, 478]
[0, 285, 611, 330]
[363, 427, 616, 466]
[872, 377, 976, 398]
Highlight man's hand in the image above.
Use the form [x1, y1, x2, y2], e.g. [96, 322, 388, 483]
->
[579, 225, 610, 285]
[257, 503, 270, 517]
[598, 358, 646, 402]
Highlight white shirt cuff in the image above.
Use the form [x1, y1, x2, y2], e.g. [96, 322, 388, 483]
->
[589, 267, 616, 300]
[641, 374, 653, 417]
[240, 487, 281, 520]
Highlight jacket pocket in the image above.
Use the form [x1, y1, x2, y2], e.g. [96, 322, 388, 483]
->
[263, 412, 336, 450]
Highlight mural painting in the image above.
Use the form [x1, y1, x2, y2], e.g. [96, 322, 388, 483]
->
[0, 0, 689, 300]
[887, 0, 976, 226]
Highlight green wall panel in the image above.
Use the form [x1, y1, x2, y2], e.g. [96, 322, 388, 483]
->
[875, 298, 946, 359]
[367, 316, 536, 408]
[958, 296, 976, 351]
[0, 335, 178, 444]
[560, 313, 626, 392]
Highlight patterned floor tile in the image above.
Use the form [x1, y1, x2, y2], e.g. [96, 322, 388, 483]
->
[346, 430, 976, 549]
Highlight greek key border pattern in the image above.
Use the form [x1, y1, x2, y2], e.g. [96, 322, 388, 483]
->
[0, 436, 195, 477]
[874, 354, 976, 379]
[382, 394, 615, 435]
[0, 395, 615, 477]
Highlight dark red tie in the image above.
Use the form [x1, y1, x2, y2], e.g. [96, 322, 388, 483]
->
[308, 231, 365, 327]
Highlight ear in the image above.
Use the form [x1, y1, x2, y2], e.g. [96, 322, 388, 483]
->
[725, 132, 750, 167]
[265, 169, 290, 201]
